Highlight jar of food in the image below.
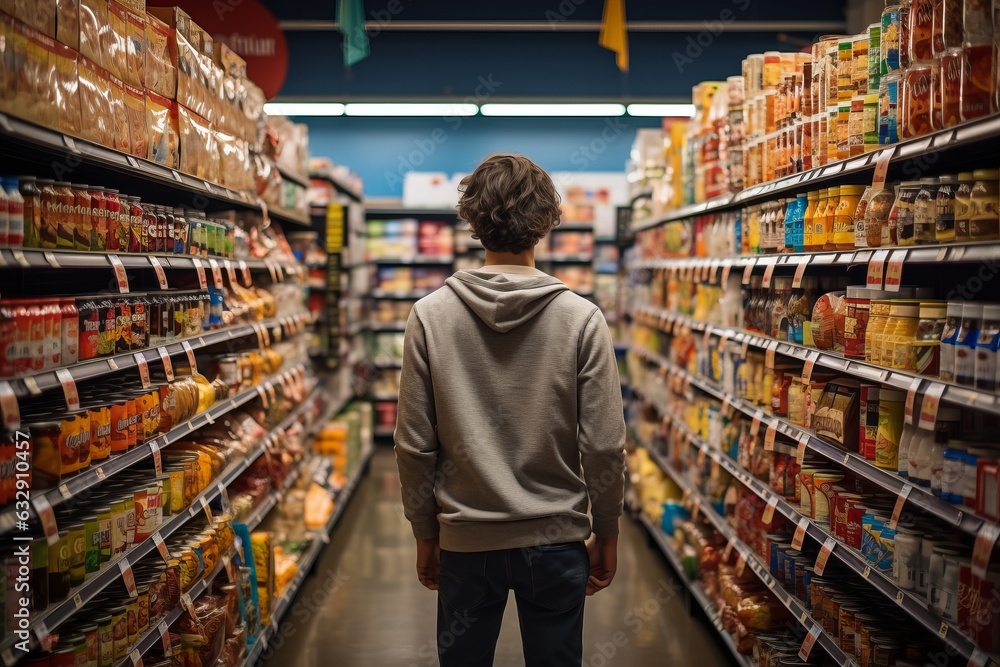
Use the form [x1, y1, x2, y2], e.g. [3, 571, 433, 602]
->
[825, 187, 842, 250]
[853, 187, 875, 248]
[845, 286, 879, 358]
[939, 47, 963, 127]
[913, 301, 946, 375]
[867, 299, 894, 363]
[960, 42, 996, 122]
[974, 303, 1000, 392]
[953, 171, 976, 240]
[955, 302, 983, 386]
[885, 300, 921, 368]
[803, 190, 820, 251]
[969, 168, 999, 240]
[912, 177, 940, 243]
[933, 174, 958, 243]
[901, 62, 932, 138]
[865, 186, 896, 247]
[879, 71, 901, 144]
[834, 185, 866, 249]
[909, 0, 933, 62]
[882, 3, 902, 73]
[893, 180, 922, 245]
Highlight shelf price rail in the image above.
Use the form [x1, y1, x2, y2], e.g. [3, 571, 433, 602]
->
[635, 435, 853, 666]
[634, 376, 995, 667]
[628, 319, 997, 538]
[630, 115, 1000, 233]
[0, 364, 327, 664]
[630, 305, 1000, 418]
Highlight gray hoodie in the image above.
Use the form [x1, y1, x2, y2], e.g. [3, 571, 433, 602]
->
[394, 268, 626, 552]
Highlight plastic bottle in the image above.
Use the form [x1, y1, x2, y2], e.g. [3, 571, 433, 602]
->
[898, 421, 919, 478]
[955, 303, 983, 386]
[938, 301, 962, 381]
[974, 304, 1000, 391]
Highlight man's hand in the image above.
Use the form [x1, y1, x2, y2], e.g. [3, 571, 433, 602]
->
[416, 537, 441, 591]
[586, 535, 618, 596]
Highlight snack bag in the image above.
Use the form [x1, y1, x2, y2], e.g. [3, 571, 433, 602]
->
[78, 55, 113, 147]
[146, 91, 179, 167]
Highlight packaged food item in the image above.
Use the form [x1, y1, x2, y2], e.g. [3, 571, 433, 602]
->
[864, 185, 896, 248]
[11, 20, 56, 130]
[878, 70, 901, 144]
[108, 75, 130, 154]
[144, 12, 176, 99]
[214, 41, 246, 79]
[178, 105, 219, 183]
[78, 56, 113, 148]
[122, 82, 147, 157]
[813, 379, 861, 449]
[901, 62, 932, 138]
[50, 38, 81, 137]
[913, 300, 945, 376]
[974, 304, 1000, 392]
[812, 291, 846, 351]
[146, 91, 179, 168]
[969, 169, 999, 241]
[78, 0, 107, 67]
[104, 0, 127, 81]
[56, 0, 80, 50]
[123, 9, 144, 89]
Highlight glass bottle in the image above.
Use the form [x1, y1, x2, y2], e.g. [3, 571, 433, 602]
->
[933, 174, 957, 243]
[913, 177, 940, 243]
[894, 181, 923, 246]
[953, 172, 976, 241]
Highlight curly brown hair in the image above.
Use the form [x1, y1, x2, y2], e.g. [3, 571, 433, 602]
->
[458, 153, 561, 254]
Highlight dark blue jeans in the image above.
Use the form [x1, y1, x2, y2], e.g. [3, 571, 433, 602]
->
[437, 542, 588, 666]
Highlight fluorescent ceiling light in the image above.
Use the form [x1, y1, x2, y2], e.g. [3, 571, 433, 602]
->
[480, 103, 626, 117]
[263, 102, 345, 116]
[626, 103, 696, 117]
[344, 103, 478, 116]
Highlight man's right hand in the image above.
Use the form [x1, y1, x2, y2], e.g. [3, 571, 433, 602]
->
[586, 536, 618, 595]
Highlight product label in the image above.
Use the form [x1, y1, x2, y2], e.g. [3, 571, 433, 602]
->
[917, 382, 945, 430]
[149, 256, 168, 289]
[742, 259, 756, 285]
[791, 517, 809, 550]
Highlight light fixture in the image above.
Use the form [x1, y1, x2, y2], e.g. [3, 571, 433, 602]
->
[263, 102, 346, 116]
[626, 103, 696, 117]
[344, 103, 479, 116]
[479, 103, 626, 117]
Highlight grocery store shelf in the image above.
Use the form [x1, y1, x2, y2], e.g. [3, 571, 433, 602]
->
[635, 513, 752, 667]
[537, 254, 593, 263]
[638, 440, 852, 667]
[277, 165, 310, 189]
[347, 320, 370, 336]
[242, 446, 374, 666]
[372, 358, 403, 368]
[0, 362, 309, 535]
[371, 288, 436, 299]
[658, 414, 989, 666]
[628, 342, 994, 537]
[309, 169, 364, 202]
[631, 305, 1000, 417]
[0, 112, 308, 230]
[0, 247, 305, 275]
[627, 240, 1000, 270]
[371, 255, 454, 265]
[373, 425, 395, 438]
[630, 114, 1000, 233]
[269, 204, 312, 227]
[2, 312, 310, 401]
[364, 206, 458, 218]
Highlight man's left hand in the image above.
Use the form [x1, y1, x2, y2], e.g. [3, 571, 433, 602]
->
[416, 537, 441, 590]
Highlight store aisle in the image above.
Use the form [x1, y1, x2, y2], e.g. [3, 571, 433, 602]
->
[264, 446, 729, 667]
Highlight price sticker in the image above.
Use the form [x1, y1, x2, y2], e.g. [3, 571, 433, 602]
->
[0, 382, 21, 430]
[798, 624, 822, 661]
[702, 328, 713, 350]
[200, 496, 214, 523]
[129, 648, 143, 667]
[796, 434, 809, 465]
[218, 484, 231, 514]
[55, 368, 80, 411]
[276, 263, 286, 282]
[150, 440, 163, 475]
[867, 249, 889, 288]
[723, 538, 735, 562]
[158, 621, 172, 656]
[192, 258, 208, 289]
[181, 341, 198, 373]
[223, 553, 236, 581]
[95, 467, 106, 480]
[33, 495, 60, 545]
[225, 260, 238, 286]
[904, 377, 923, 425]
[266, 383, 277, 406]
[157, 347, 174, 381]
[750, 411, 763, 437]
[884, 249, 906, 292]
[765, 341, 778, 369]
[718, 332, 730, 351]
[119, 560, 138, 597]
[764, 423, 777, 451]
[691, 500, 700, 521]
[814, 536, 837, 576]
[888, 484, 912, 530]
[802, 352, 818, 385]
[697, 447, 707, 467]
[133, 353, 150, 388]
[709, 260, 721, 284]
[71, 593, 83, 609]
[107, 254, 130, 293]
[152, 533, 170, 562]
[239, 260, 251, 287]
[319, 528, 332, 545]
[256, 385, 270, 409]
[149, 256, 168, 289]
[762, 262, 776, 289]
[968, 649, 989, 667]
[208, 259, 224, 288]
[265, 260, 278, 282]
[181, 592, 199, 621]
[742, 258, 756, 285]
[58, 484, 72, 501]
[741, 339, 750, 359]
[762, 495, 779, 524]
[792, 257, 810, 289]
[43, 251, 60, 268]
[939, 622, 949, 638]
[736, 551, 747, 577]
[918, 382, 945, 431]
[721, 264, 732, 284]
[972, 522, 1000, 579]
[107, 357, 119, 371]
[791, 517, 809, 550]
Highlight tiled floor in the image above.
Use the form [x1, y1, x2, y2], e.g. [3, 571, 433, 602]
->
[264, 446, 730, 666]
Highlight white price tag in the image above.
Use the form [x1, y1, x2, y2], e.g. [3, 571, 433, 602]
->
[792, 257, 809, 288]
[796, 434, 808, 465]
[791, 517, 809, 550]
[888, 485, 912, 530]
[239, 260, 251, 287]
[119, 559, 137, 597]
[225, 260, 238, 286]
[814, 537, 837, 576]
[904, 377, 923, 425]
[867, 249, 889, 288]
[200, 496, 214, 523]
[157, 347, 174, 381]
[208, 259, 224, 288]
[107, 254, 130, 293]
[762, 262, 776, 289]
[43, 251, 60, 268]
[798, 624, 822, 661]
[764, 423, 777, 451]
[149, 256, 169, 289]
[11, 249, 29, 267]
[133, 353, 150, 388]
[152, 532, 170, 562]
[265, 261, 278, 282]
[58, 484, 72, 501]
[192, 258, 208, 289]
[0, 382, 20, 430]
[32, 495, 60, 545]
[182, 341, 198, 373]
[742, 258, 756, 285]
[762, 495, 779, 524]
[55, 368, 80, 411]
[918, 383, 945, 431]
[884, 249, 906, 292]
[750, 411, 764, 437]
[150, 440, 163, 475]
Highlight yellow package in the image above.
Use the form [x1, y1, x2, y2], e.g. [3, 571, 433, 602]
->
[50, 39, 80, 136]
[78, 0, 106, 68]
[109, 75, 130, 154]
[124, 10, 144, 89]
[178, 105, 218, 183]
[55, 0, 79, 49]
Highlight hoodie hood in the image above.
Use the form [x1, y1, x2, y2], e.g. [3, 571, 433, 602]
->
[445, 270, 570, 333]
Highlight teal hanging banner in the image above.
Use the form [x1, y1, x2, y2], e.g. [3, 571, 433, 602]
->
[338, 0, 371, 66]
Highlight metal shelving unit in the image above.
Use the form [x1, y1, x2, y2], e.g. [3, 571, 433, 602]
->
[309, 170, 364, 203]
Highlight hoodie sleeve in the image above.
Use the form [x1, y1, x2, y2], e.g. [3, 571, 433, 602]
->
[577, 309, 627, 538]
[394, 308, 441, 540]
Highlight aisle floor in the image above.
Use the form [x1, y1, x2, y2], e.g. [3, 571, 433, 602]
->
[264, 446, 730, 666]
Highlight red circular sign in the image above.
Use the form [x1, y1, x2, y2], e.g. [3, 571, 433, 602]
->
[147, 0, 289, 99]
